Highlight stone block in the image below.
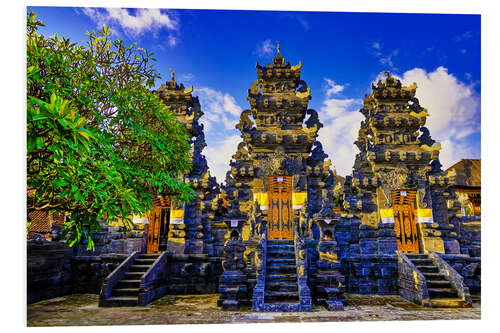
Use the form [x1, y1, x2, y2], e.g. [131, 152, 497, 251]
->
[359, 239, 378, 254]
[378, 238, 398, 255]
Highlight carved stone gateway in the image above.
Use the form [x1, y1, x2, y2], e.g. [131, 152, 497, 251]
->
[343, 72, 460, 257]
[219, 44, 338, 312]
[155, 73, 220, 255]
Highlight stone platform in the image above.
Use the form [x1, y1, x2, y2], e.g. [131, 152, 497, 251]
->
[27, 293, 480, 326]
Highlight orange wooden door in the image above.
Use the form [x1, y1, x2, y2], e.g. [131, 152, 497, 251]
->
[146, 196, 171, 253]
[392, 190, 419, 254]
[267, 176, 293, 240]
[147, 205, 162, 253]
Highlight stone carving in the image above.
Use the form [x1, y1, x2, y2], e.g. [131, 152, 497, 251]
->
[257, 150, 303, 176]
[236, 110, 254, 133]
[378, 165, 409, 207]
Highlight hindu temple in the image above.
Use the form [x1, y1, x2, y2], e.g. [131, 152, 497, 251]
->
[28, 45, 481, 313]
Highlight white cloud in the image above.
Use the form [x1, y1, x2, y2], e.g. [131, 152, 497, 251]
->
[196, 87, 243, 131]
[168, 35, 178, 47]
[316, 89, 363, 176]
[79, 8, 179, 44]
[179, 73, 195, 82]
[280, 13, 310, 30]
[453, 31, 473, 42]
[195, 87, 244, 183]
[324, 78, 344, 98]
[370, 41, 399, 70]
[254, 39, 276, 58]
[204, 135, 241, 183]
[379, 49, 399, 69]
[372, 42, 381, 50]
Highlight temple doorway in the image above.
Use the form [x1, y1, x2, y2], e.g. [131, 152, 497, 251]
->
[267, 175, 293, 240]
[146, 197, 171, 253]
[392, 190, 419, 254]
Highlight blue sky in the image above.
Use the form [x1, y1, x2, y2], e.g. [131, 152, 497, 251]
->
[28, 7, 481, 182]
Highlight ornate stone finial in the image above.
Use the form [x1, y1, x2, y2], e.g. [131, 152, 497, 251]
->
[382, 70, 391, 77]
[273, 41, 284, 66]
[171, 71, 175, 81]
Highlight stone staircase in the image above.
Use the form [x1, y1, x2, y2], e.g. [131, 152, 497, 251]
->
[99, 253, 160, 307]
[262, 240, 302, 311]
[406, 253, 470, 308]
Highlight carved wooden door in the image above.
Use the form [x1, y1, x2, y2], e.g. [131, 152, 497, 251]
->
[146, 196, 171, 253]
[392, 190, 419, 253]
[267, 176, 293, 240]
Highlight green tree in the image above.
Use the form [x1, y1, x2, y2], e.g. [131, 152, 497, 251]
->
[27, 11, 194, 249]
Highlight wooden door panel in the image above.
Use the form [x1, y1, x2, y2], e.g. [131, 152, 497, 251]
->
[392, 190, 419, 254]
[267, 176, 293, 240]
[146, 196, 171, 253]
[147, 205, 161, 253]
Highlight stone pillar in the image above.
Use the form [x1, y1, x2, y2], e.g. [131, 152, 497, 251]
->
[184, 201, 204, 254]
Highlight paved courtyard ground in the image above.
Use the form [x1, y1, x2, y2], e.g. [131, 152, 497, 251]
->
[27, 293, 480, 326]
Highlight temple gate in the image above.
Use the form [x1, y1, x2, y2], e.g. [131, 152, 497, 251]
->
[267, 176, 293, 240]
[391, 189, 419, 253]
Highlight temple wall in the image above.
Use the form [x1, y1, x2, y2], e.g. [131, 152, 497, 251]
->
[343, 255, 399, 295]
[164, 254, 223, 294]
[27, 223, 480, 304]
[27, 241, 73, 304]
[456, 217, 481, 257]
[72, 225, 145, 256]
[71, 254, 127, 294]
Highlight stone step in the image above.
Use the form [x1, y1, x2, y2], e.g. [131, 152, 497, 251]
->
[427, 280, 452, 289]
[429, 298, 471, 308]
[411, 259, 434, 266]
[134, 258, 156, 265]
[267, 258, 296, 265]
[406, 254, 429, 259]
[100, 296, 139, 307]
[267, 243, 294, 250]
[428, 288, 458, 299]
[261, 302, 302, 312]
[137, 254, 160, 260]
[265, 283, 298, 292]
[116, 279, 141, 288]
[266, 273, 297, 282]
[267, 240, 294, 245]
[128, 265, 151, 272]
[422, 272, 445, 280]
[266, 251, 295, 259]
[416, 265, 440, 273]
[123, 271, 143, 279]
[112, 288, 140, 297]
[265, 291, 299, 302]
[221, 300, 239, 311]
[266, 265, 296, 274]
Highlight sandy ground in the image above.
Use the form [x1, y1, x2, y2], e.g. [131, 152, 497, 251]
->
[27, 293, 480, 326]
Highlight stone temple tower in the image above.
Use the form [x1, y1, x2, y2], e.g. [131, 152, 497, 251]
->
[220, 44, 336, 311]
[223, 43, 334, 241]
[153, 72, 220, 255]
[343, 72, 460, 257]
